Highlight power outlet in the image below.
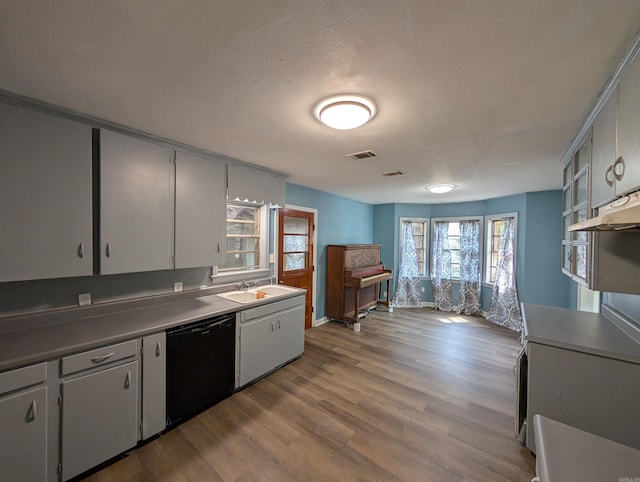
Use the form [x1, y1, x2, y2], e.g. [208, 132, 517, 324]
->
[78, 293, 92, 307]
[269, 253, 275, 263]
[173, 282, 183, 292]
[383, 291, 387, 297]
[421, 286, 425, 292]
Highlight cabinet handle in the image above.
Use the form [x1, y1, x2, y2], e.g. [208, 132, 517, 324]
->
[613, 156, 625, 180]
[217, 243, 221, 254]
[105, 243, 111, 258]
[270, 321, 275, 332]
[277, 319, 281, 329]
[605, 165, 614, 187]
[567, 250, 573, 263]
[125, 371, 131, 389]
[26, 400, 37, 423]
[77, 242, 85, 259]
[91, 352, 115, 364]
[155, 341, 161, 357]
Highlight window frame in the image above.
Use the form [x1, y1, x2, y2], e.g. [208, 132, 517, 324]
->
[430, 216, 484, 282]
[484, 212, 518, 285]
[217, 202, 269, 274]
[398, 217, 430, 278]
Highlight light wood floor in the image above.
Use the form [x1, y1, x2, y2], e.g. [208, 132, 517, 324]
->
[83, 308, 535, 481]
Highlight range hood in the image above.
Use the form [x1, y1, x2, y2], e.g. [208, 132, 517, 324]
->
[569, 191, 640, 231]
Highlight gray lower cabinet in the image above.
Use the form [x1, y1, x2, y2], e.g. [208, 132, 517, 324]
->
[100, 129, 173, 275]
[61, 361, 139, 480]
[175, 151, 226, 269]
[526, 342, 640, 454]
[0, 101, 92, 282]
[0, 386, 48, 481]
[141, 332, 166, 440]
[239, 300, 305, 386]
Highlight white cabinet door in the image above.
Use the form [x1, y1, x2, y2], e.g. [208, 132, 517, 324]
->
[142, 332, 166, 440]
[240, 316, 278, 386]
[617, 52, 640, 196]
[0, 102, 92, 281]
[0, 386, 47, 481]
[175, 151, 226, 269]
[61, 361, 138, 481]
[100, 130, 172, 274]
[591, 87, 618, 208]
[239, 300, 305, 386]
[273, 305, 305, 367]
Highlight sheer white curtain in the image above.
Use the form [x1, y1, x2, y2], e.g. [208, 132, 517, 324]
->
[431, 221, 453, 311]
[393, 220, 421, 308]
[457, 220, 482, 316]
[487, 217, 522, 331]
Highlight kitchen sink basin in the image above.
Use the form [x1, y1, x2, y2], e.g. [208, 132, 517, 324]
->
[217, 284, 299, 304]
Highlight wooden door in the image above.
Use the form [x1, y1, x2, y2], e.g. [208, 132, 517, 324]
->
[278, 209, 314, 329]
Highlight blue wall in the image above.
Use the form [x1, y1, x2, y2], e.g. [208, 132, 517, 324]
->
[285, 183, 374, 319]
[287, 184, 572, 320]
[371, 190, 571, 311]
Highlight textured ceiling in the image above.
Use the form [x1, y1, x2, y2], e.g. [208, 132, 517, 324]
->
[1, 1, 640, 204]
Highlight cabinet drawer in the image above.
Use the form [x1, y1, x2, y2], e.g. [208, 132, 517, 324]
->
[239, 295, 305, 322]
[0, 363, 47, 396]
[61, 340, 137, 376]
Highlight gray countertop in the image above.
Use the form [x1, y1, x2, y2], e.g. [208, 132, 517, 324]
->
[533, 414, 640, 482]
[0, 288, 305, 373]
[522, 303, 640, 364]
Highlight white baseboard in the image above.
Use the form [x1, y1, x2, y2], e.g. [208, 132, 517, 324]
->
[313, 316, 329, 327]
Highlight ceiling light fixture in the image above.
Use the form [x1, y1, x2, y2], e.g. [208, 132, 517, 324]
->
[426, 184, 455, 194]
[315, 95, 375, 130]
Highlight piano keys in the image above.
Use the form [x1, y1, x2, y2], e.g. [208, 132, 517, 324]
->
[326, 244, 393, 324]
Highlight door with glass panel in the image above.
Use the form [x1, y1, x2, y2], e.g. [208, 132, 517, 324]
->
[278, 209, 314, 329]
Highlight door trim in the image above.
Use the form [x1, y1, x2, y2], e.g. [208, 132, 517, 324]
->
[277, 204, 319, 327]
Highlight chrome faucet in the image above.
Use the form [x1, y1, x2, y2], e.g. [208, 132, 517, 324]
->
[238, 280, 249, 292]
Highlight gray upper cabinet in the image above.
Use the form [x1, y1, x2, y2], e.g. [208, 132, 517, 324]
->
[617, 52, 640, 197]
[175, 152, 226, 269]
[0, 102, 92, 282]
[591, 87, 618, 209]
[100, 130, 173, 275]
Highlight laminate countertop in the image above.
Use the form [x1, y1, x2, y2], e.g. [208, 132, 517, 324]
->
[0, 288, 305, 373]
[521, 303, 640, 364]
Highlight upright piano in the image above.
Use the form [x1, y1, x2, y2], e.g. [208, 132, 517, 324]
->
[326, 244, 393, 324]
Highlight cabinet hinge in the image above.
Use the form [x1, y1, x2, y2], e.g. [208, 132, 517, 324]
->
[140, 422, 144, 438]
[57, 463, 62, 475]
[58, 394, 62, 406]
[311, 306, 314, 313]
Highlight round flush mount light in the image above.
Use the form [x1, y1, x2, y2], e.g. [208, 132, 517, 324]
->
[315, 95, 376, 130]
[426, 184, 455, 194]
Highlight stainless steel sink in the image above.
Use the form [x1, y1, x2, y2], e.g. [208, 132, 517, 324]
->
[216, 284, 298, 304]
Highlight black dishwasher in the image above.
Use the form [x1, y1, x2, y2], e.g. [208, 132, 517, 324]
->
[166, 312, 236, 427]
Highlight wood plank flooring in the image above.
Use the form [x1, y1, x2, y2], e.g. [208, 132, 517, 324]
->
[82, 308, 535, 481]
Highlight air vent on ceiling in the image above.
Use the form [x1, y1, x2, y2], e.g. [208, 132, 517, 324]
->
[382, 171, 404, 177]
[346, 150, 377, 160]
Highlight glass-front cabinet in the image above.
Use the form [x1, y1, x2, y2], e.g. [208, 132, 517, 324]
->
[561, 133, 592, 284]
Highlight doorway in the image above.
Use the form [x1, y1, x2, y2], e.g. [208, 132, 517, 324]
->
[277, 207, 315, 329]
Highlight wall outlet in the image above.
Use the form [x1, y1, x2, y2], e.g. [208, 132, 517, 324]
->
[269, 253, 275, 263]
[78, 293, 92, 307]
[173, 282, 183, 292]
[421, 286, 425, 292]
[383, 291, 387, 297]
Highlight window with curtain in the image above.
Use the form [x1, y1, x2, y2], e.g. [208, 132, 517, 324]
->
[431, 221, 453, 311]
[393, 219, 423, 308]
[486, 216, 522, 331]
[485, 214, 517, 284]
[457, 220, 482, 316]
